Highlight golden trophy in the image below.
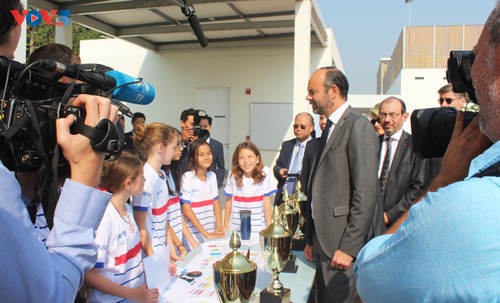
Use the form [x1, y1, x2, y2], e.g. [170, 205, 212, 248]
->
[213, 230, 257, 303]
[259, 205, 293, 303]
[291, 181, 307, 241]
[279, 190, 299, 273]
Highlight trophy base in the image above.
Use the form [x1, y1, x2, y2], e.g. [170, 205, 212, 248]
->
[260, 287, 291, 303]
[282, 254, 298, 273]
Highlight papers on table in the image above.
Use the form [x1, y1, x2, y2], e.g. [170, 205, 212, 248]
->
[160, 237, 268, 303]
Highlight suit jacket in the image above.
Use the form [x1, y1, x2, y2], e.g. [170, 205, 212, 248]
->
[379, 131, 428, 224]
[305, 106, 383, 258]
[209, 138, 226, 188]
[273, 138, 297, 204]
[123, 131, 134, 151]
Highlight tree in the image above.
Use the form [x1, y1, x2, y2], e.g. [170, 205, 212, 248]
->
[26, 23, 105, 58]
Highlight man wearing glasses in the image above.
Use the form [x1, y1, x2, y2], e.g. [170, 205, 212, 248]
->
[273, 112, 314, 205]
[437, 84, 466, 109]
[377, 97, 427, 226]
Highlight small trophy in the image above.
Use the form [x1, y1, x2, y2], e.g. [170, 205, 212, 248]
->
[291, 181, 307, 241]
[259, 205, 293, 303]
[213, 230, 257, 303]
[279, 190, 299, 273]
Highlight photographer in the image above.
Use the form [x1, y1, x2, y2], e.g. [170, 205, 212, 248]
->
[0, 1, 118, 302]
[179, 108, 210, 173]
[353, 3, 499, 302]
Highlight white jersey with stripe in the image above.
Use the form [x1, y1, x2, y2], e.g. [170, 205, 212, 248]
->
[180, 170, 219, 244]
[86, 203, 145, 303]
[131, 163, 169, 249]
[166, 171, 183, 242]
[224, 166, 277, 232]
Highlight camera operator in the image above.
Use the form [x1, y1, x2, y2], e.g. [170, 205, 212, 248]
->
[0, 1, 119, 302]
[353, 3, 499, 302]
[179, 108, 210, 172]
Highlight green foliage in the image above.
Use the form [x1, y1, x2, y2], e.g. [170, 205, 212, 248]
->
[26, 23, 104, 58]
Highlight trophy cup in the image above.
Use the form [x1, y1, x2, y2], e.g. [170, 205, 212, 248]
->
[279, 190, 299, 273]
[259, 205, 293, 303]
[291, 181, 307, 241]
[213, 230, 257, 303]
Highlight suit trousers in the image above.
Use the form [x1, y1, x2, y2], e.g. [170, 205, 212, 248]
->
[313, 231, 361, 303]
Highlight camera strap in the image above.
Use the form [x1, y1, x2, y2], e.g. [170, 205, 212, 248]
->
[73, 118, 124, 158]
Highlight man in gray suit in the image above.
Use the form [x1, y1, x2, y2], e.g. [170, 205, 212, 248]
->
[377, 97, 427, 226]
[303, 67, 382, 302]
[199, 115, 226, 188]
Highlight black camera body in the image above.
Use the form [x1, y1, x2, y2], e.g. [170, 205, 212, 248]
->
[411, 51, 480, 158]
[192, 109, 210, 140]
[0, 57, 124, 172]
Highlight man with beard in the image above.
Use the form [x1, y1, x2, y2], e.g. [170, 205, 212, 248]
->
[354, 3, 499, 301]
[302, 67, 383, 302]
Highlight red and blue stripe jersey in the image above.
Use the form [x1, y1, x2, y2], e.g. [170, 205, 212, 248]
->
[224, 166, 277, 232]
[132, 163, 169, 249]
[86, 203, 145, 303]
[180, 171, 219, 244]
[166, 171, 183, 244]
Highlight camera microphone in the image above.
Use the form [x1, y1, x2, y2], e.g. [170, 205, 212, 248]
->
[39, 60, 155, 105]
[188, 15, 208, 48]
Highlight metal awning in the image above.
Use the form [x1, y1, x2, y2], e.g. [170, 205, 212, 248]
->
[29, 0, 328, 51]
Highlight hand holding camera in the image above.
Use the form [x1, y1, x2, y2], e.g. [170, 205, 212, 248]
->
[57, 94, 119, 188]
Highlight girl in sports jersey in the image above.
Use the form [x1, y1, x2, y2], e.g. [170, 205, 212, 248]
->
[85, 152, 160, 303]
[223, 141, 276, 233]
[132, 122, 181, 270]
[164, 130, 199, 260]
[180, 139, 224, 247]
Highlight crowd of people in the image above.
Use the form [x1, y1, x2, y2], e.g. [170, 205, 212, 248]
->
[1, 0, 499, 302]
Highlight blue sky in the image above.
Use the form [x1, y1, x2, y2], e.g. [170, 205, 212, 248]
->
[316, 0, 496, 94]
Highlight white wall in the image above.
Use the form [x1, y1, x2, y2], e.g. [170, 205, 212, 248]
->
[81, 39, 299, 167]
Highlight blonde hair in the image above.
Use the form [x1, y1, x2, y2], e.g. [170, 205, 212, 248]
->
[100, 151, 143, 193]
[133, 122, 177, 159]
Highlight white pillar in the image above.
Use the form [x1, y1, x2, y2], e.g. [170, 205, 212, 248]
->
[14, 0, 28, 62]
[293, 0, 312, 116]
[55, 20, 73, 49]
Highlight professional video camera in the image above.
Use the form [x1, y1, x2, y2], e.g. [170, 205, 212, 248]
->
[192, 109, 210, 140]
[411, 51, 479, 158]
[0, 56, 155, 172]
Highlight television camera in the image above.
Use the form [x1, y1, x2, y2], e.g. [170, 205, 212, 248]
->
[411, 51, 481, 158]
[0, 56, 155, 172]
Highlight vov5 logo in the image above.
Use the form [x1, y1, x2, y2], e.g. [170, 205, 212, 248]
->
[11, 10, 71, 27]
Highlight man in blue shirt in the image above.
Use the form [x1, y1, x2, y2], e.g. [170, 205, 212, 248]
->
[354, 3, 500, 302]
[0, 1, 118, 301]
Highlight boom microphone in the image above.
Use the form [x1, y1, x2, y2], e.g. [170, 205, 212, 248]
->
[39, 60, 155, 105]
[188, 15, 208, 48]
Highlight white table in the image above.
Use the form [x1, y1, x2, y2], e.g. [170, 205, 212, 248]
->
[160, 233, 315, 303]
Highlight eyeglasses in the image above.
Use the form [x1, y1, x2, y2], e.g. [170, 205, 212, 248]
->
[293, 124, 310, 130]
[370, 118, 379, 125]
[379, 112, 403, 119]
[438, 97, 458, 105]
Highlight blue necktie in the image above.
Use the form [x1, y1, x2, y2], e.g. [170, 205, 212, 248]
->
[286, 143, 304, 194]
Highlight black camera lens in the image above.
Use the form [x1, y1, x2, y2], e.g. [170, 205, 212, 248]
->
[411, 107, 477, 158]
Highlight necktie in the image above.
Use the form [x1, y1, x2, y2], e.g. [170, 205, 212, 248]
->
[314, 118, 333, 172]
[379, 137, 393, 200]
[286, 143, 304, 194]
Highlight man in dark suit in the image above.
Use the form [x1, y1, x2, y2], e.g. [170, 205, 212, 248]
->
[123, 112, 145, 153]
[303, 67, 383, 302]
[273, 112, 314, 205]
[377, 97, 427, 226]
[199, 115, 226, 188]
